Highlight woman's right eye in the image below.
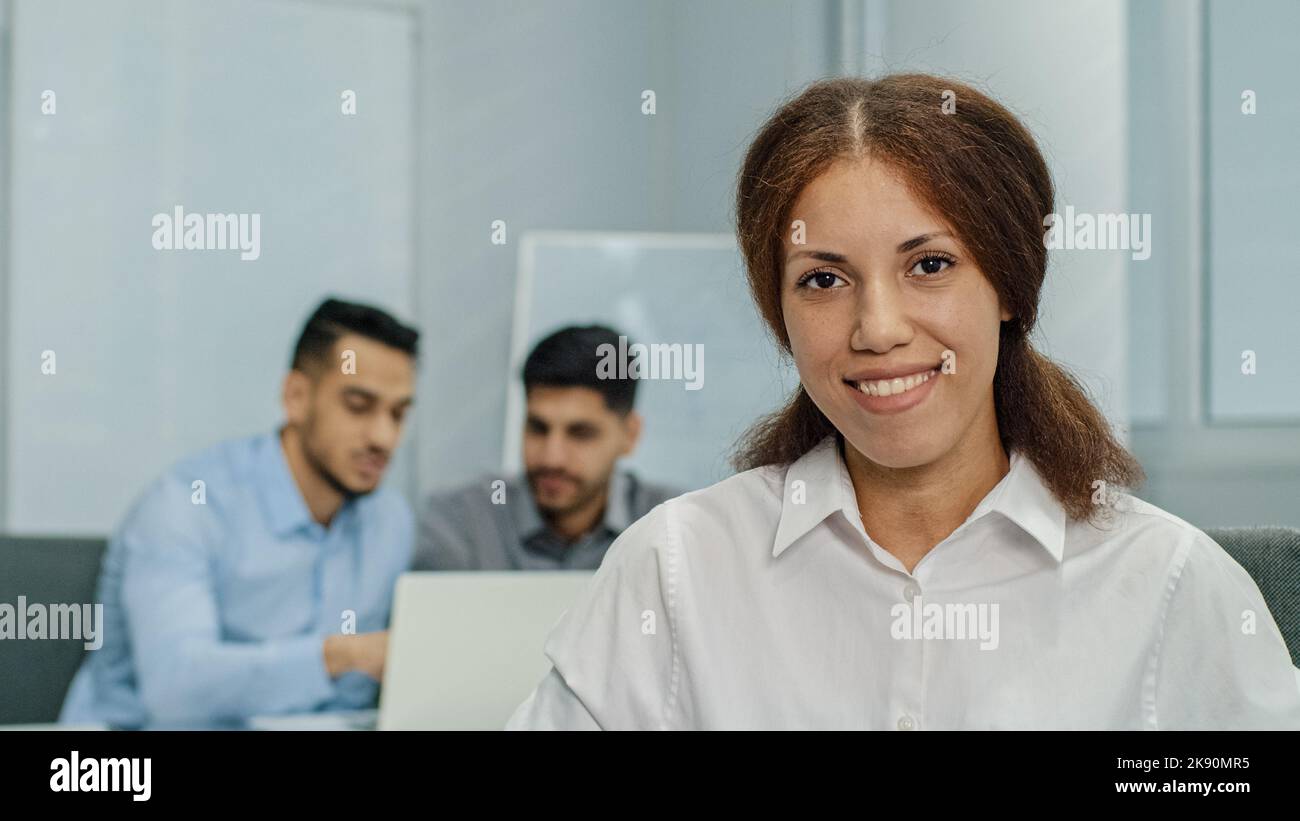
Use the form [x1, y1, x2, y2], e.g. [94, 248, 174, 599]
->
[797, 269, 845, 290]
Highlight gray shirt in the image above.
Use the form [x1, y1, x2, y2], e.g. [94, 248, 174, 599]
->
[413, 470, 680, 571]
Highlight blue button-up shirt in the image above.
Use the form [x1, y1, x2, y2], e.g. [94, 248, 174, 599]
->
[60, 429, 413, 728]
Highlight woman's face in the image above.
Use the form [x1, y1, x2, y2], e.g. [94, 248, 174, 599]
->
[780, 155, 1011, 469]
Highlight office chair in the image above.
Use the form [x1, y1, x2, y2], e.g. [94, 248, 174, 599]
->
[1205, 527, 1300, 667]
[0, 535, 108, 724]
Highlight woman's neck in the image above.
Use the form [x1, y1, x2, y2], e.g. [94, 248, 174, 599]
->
[843, 408, 1009, 574]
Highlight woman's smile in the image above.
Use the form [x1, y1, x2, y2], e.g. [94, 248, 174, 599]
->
[844, 366, 940, 415]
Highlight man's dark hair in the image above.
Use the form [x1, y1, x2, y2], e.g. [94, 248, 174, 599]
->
[291, 297, 419, 374]
[523, 325, 637, 414]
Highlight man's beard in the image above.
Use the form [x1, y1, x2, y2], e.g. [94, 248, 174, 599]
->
[301, 418, 365, 500]
[528, 470, 608, 519]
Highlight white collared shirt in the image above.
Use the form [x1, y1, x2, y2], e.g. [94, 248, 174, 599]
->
[507, 436, 1300, 730]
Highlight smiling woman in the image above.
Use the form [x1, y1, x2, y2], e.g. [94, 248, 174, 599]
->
[732, 73, 1143, 525]
[506, 74, 1300, 731]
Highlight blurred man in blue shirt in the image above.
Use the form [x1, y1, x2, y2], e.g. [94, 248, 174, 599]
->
[61, 298, 419, 728]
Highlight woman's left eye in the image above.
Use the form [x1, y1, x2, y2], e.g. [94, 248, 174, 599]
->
[909, 254, 955, 278]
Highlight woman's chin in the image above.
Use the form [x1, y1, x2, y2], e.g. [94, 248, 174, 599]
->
[842, 432, 947, 470]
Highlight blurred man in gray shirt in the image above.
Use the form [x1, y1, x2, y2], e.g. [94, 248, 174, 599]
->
[413, 325, 680, 571]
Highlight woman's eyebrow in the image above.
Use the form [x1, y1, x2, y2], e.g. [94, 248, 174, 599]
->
[785, 231, 953, 264]
[897, 231, 951, 253]
[786, 249, 848, 264]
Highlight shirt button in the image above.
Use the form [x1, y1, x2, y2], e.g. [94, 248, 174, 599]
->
[897, 715, 916, 731]
[903, 583, 921, 602]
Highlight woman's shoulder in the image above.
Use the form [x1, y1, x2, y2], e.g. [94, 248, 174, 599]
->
[600, 462, 789, 566]
[1109, 491, 1209, 540]
[1095, 490, 1256, 587]
[666, 462, 787, 518]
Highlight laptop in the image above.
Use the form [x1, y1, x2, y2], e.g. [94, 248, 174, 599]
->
[376, 571, 594, 730]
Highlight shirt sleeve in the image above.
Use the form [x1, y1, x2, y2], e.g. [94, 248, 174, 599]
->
[506, 668, 602, 730]
[506, 502, 681, 730]
[120, 475, 336, 725]
[1152, 532, 1300, 730]
[382, 497, 416, 628]
[391, 494, 416, 576]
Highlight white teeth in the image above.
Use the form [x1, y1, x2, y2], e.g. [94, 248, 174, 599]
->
[857, 369, 935, 397]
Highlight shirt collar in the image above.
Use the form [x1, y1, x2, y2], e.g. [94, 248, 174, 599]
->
[773, 435, 1066, 563]
[255, 428, 360, 538]
[990, 448, 1067, 563]
[513, 470, 634, 541]
[773, 436, 853, 559]
[256, 429, 316, 537]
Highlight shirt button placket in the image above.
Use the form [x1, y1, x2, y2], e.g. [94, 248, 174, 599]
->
[897, 580, 924, 730]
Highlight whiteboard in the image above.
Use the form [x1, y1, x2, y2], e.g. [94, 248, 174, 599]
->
[504, 232, 799, 492]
